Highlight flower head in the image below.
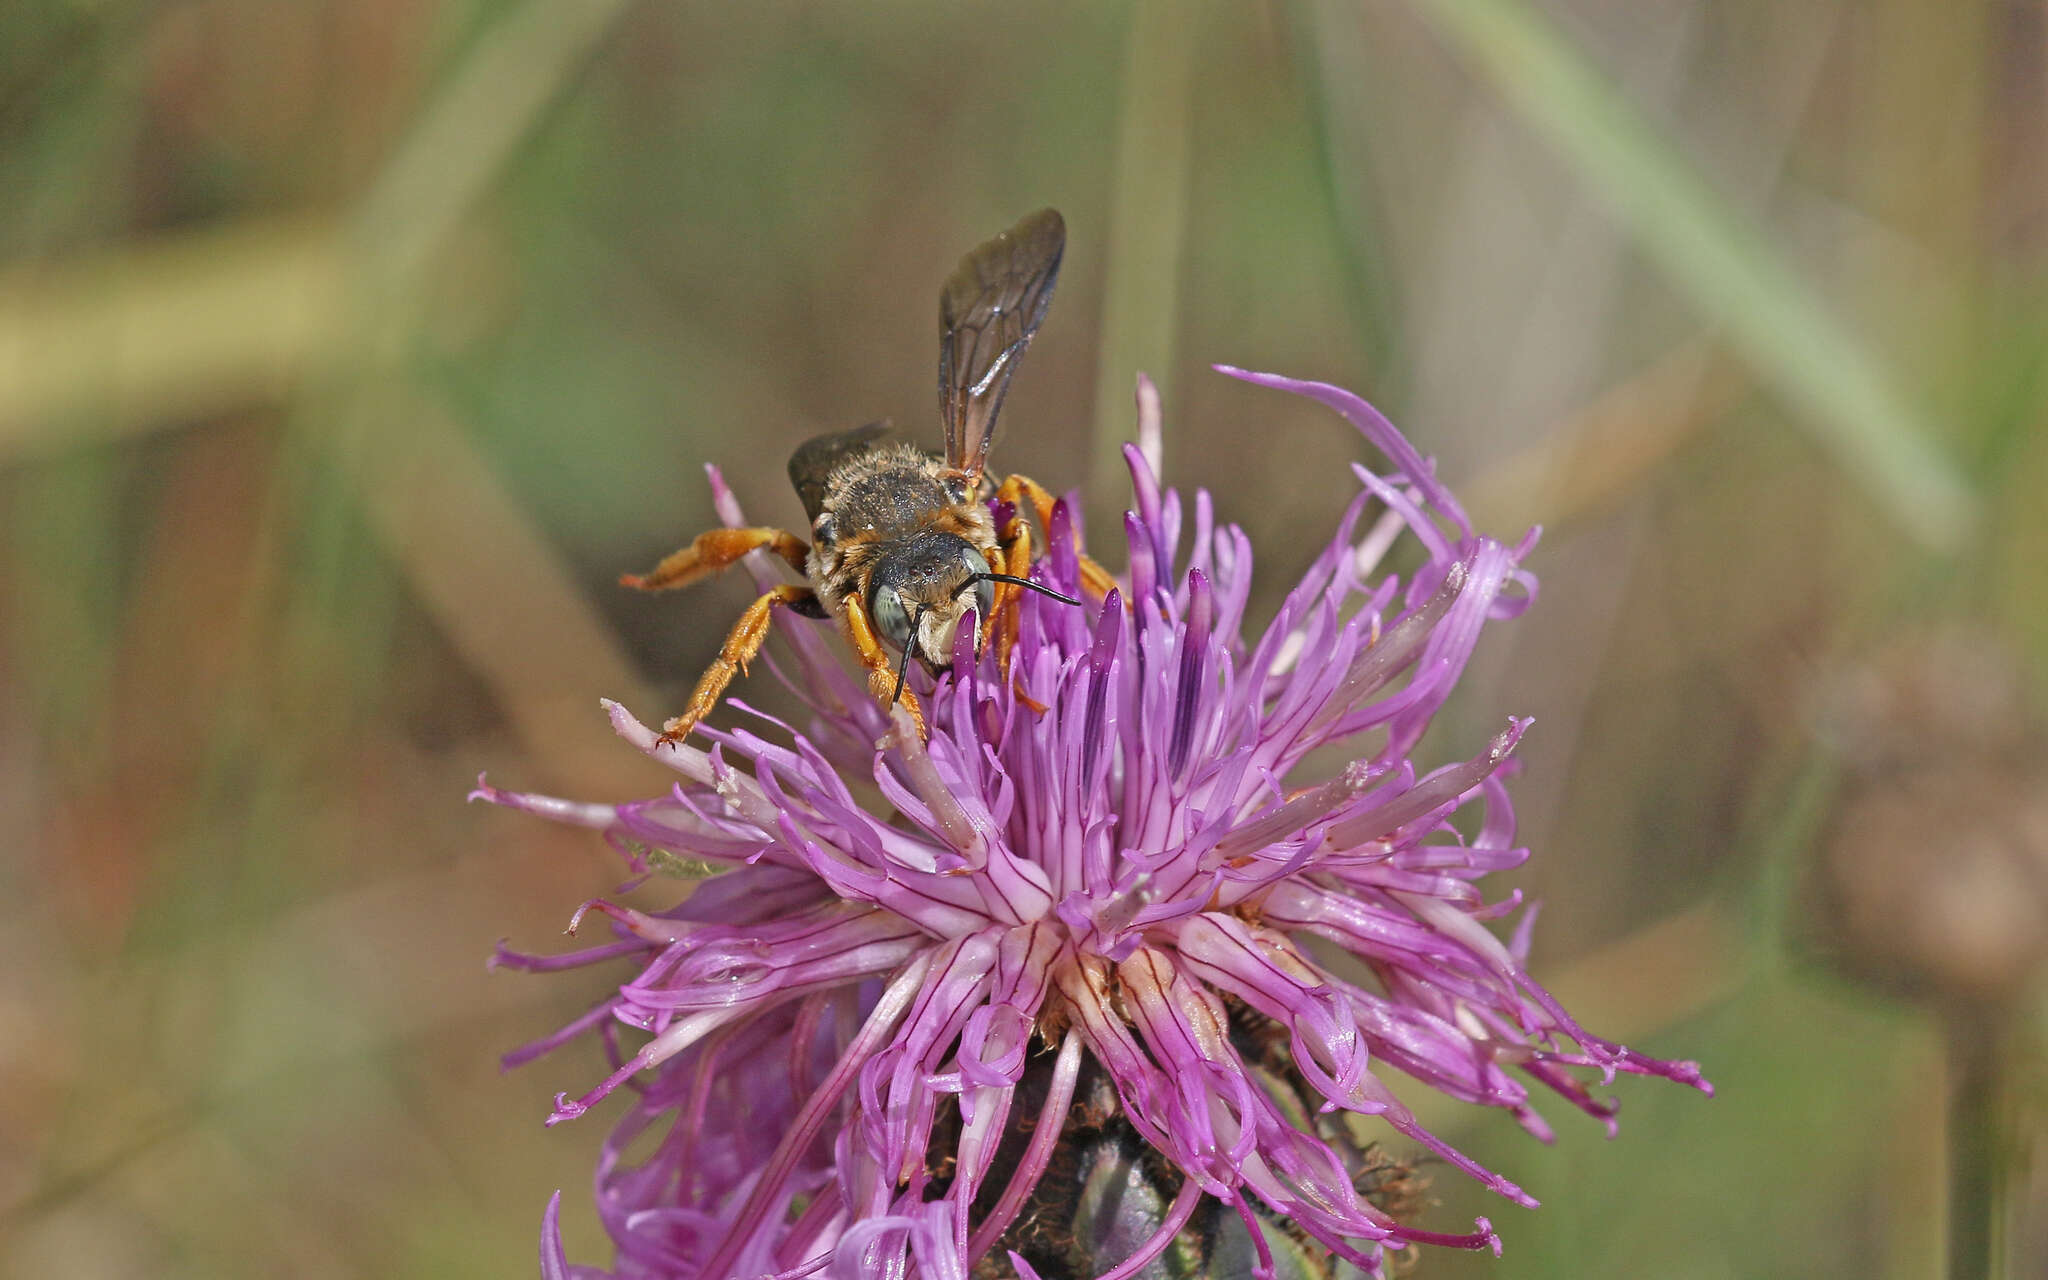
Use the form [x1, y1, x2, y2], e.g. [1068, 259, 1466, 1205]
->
[482, 368, 1709, 1279]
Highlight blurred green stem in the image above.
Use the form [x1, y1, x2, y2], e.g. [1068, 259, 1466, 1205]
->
[1089, 0, 1201, 527]
[1945, 1012, 2011, 1280]
[1291, 0, 1406, 397]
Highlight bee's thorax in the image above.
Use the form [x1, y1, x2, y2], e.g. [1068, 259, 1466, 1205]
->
[802, 446, 998, 624]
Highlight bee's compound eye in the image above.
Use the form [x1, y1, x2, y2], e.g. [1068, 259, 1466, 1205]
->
[954, 546, 995, 626]
[870, 586, 912, 651]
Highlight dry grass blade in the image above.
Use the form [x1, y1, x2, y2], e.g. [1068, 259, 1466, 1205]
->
[0, 220, 346, 458]
[1405, 0, 1978, 552]
[1459, 338, 1744, 533]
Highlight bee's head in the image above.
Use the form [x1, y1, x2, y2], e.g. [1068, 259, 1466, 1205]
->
[866, 533, 993, 675]
[866, 532, 1081, 697]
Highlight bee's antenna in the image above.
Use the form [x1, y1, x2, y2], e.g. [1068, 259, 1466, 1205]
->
[890, 604, 926, 707]
[970, 573, 1084, 608]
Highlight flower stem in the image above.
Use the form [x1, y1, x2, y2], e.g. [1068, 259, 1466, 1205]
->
[1945, 1011, 2010, 1280]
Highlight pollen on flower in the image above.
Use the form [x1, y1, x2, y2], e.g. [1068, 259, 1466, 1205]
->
[483, 367, 1710, 1280]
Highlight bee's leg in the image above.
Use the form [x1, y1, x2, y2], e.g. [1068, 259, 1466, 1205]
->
[983, 538, 1053, 716]
[994, 474, 1118, 600]
[621, 527, 809, 592]
[982, 534, 1031, 674]
[655, 583, 814, 745]
[844, 592, 926, 737]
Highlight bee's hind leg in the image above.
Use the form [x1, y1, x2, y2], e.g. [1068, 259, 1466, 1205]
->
[621, 526, 809, 592]
[656, 583, 815, 745]
[995, 474, 1117, 600]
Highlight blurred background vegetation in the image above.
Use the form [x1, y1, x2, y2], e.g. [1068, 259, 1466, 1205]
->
[3, 1, 2045, 1276]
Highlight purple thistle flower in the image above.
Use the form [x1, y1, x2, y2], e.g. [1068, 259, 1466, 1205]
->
[481, 368, 1710, 1279]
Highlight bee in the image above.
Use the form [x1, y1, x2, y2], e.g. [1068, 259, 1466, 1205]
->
[624, 208, 1112, 743]
[936, 999, 1422, 1278]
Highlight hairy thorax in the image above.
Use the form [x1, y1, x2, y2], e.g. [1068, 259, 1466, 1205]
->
[806, 443, 997, 617]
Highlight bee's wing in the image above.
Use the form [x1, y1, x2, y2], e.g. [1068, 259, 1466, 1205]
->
[938, 208, 1064, 481]
[787, 421, 892, 524]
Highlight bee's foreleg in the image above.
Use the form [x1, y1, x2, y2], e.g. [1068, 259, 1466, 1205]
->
[655, 583, 814, 745]
[621, 526, 809, 592]
[844, 592, 926, 737]
[995, 473, 1118, 601]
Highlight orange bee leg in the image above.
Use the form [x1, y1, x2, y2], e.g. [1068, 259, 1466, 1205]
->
[981, 529, 1032, 675]
[621, 526, 809, 592]
[995, 473, 1118, 601]
[655, 583, 814, 745]
[984, 532, 1053, 715]
[843, 591, 927, 737]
